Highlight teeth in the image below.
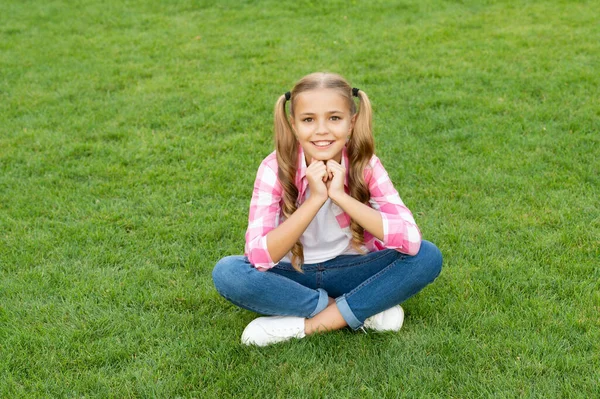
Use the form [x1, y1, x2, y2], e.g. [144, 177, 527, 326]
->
[313, 141, 333, 147]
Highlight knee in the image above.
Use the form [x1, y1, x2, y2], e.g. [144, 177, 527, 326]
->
[212, 256, 246, 297]
[417, 240, 443, 282]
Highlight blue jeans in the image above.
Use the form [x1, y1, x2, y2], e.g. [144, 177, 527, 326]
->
[212, 241, 442, 330]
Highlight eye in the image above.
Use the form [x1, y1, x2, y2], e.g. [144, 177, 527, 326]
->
[302, 117, 313, 122]
[330, 115, 341, 121]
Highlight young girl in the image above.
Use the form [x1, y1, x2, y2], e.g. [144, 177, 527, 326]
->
[213, 72, 442, 346]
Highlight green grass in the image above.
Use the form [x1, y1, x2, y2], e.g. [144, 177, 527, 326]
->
[1, 0, 599, 397]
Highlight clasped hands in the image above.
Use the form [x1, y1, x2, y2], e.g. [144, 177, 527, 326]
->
[306, 159, 347, 204]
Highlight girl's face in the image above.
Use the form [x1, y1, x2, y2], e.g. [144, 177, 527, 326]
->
[291, 88, 355, 164]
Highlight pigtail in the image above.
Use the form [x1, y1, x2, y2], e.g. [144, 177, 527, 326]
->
[274, 94, 304, 271]
[347, 89, 374, 251]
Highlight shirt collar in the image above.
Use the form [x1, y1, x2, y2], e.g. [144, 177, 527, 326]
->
[297, 145, 307, 182]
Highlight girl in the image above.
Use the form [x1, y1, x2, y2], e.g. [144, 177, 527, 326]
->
[212, 72, 442, 346]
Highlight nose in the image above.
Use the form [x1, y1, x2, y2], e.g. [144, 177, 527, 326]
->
[316, 119, 328, 135]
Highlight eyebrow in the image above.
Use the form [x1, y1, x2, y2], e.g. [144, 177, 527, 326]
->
[298, 110, 344, 116]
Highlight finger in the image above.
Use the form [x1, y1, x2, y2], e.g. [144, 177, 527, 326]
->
[307, 167, 324, 179]
[311, 166, 325, 180]
[309, 170, 327, 183]
[309, 158, 326, 167]
[329, 163, 345, 176]
[308, 161, 325, 171]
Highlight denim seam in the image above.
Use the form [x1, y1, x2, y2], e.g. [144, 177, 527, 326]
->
[345, 260, 399, 299]
[316, 269, 323, 288]
[274, 251, 406, 272]
[274, 263, 320, 273]
[324, 250, 406, 270]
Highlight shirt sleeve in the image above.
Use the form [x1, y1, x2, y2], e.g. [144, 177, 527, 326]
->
[244, 156, 282, 271]
[366, 156, 422, 255]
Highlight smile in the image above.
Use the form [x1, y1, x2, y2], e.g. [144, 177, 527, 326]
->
[311, 141, 334, 148]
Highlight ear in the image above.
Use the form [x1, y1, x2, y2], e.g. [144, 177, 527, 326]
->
[289, 116, 296, 133]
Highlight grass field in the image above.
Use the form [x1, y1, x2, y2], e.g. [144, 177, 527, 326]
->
[1, 0, 599, 397]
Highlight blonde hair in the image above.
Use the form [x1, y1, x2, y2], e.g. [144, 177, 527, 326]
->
[273, 72, 374, 272]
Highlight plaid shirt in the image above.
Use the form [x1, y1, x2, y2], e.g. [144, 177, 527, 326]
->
[245, 147, 422, 271]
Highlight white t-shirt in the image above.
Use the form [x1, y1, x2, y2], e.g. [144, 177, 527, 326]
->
[281, 188, 360, 264]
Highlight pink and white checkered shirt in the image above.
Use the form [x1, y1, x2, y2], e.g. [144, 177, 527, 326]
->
[245, 147, 422, 271]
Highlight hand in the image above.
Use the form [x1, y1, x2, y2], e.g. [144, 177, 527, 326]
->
[325, 160, 347, 203]
[306, 159, 329, 203]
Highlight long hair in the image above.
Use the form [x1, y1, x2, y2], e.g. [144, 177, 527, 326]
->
[273, 72, 374, 271]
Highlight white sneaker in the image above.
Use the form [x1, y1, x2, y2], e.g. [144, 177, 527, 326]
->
[363, 305, 404, 332]
[241, 316, 306, 346]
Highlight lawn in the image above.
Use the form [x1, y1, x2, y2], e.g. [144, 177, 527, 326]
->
[1, 0, 599, 397]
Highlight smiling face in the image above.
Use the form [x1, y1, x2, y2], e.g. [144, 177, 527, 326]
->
[290, 88, 356, 164]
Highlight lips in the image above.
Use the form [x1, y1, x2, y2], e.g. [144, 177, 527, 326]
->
[312, 141, 334, 147]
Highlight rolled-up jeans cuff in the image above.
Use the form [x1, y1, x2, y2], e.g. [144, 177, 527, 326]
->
[309, 288, 329, 318]
[335, 295, 362, 330]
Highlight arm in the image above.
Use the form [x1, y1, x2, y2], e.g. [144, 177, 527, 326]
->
[245, 155, 328, 270]
[265, 195, 325, 264]
[327, 157, 422, 255]
[326, 160, 384, 240]
[266, 159, 330, 263]
[328, 194, 385, 240]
